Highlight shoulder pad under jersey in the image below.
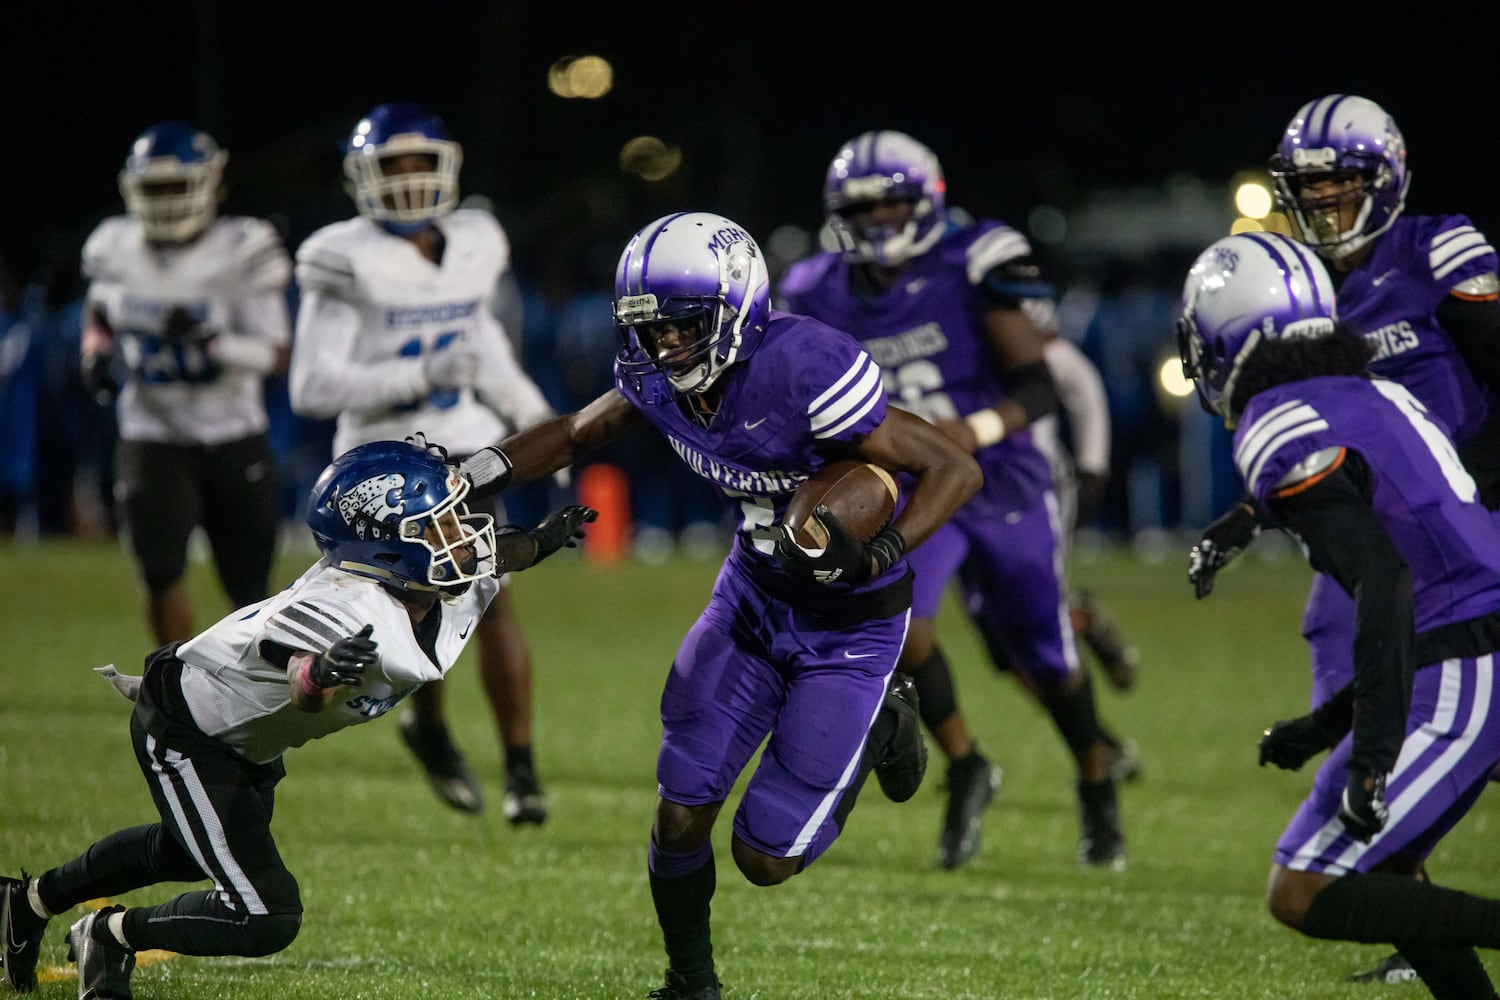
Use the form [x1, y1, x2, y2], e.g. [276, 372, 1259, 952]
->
[1273, 446, 1344, 492]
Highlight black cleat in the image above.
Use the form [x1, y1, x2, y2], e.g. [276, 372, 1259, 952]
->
[1347, 952, 1417, 984]
[68, 906, 134, 1000]
[2, 873, 48, 993]
[1105, 738, 1143, 784]
[648, 969, 722, 999]
[1077, 778, 1126, 871]
[1072, 590, 1139, 692]
[875, 672, 927, 803]
[399, 713, 483, 814]
[502, 761, 548, 826]
[937, 751, 1002, 870]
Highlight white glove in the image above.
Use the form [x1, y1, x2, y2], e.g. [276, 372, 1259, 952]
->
[422, 348, 481, 390]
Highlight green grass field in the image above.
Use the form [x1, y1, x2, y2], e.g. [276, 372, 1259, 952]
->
[3, 536, 1498, 999]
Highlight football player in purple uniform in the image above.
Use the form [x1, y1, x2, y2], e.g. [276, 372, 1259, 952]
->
[1179, 231, 1500, 1000]
[456, 211, 981, 1000]
[0, 441, 592, 1000]
[1185, 95, 1500, 984]
[777, 131, 1137, 871]
[291, 103, 559, 822]
[80, 122, 292, 647]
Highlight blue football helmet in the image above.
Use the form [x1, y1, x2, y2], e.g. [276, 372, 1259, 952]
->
[823, 130, 948, 267]
[1269, 94, 1409, 262]
[307, 441, 495, 594]
[343, 102, 462, 233]
[118, 122, 226, 243]
[613, 211, 770, 395]
[1177, 232, 1338, 425]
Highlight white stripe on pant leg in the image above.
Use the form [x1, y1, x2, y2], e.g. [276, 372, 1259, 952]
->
[1043, 489, 1082, 674]
[145, 734, 269, 914]
[789, 609, 912, 857]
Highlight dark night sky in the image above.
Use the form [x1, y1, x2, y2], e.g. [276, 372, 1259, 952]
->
[12, 1, 1499, 296]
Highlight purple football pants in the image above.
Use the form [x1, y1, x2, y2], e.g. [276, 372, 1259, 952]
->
[656, 557, 909, 865]
[908, 489, 1080, 684]
[1275, 654, 1500, 875]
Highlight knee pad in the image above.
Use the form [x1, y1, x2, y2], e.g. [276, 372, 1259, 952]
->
[240, 911, 302, 956]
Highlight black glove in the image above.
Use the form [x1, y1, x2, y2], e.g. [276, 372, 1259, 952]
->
[1076, 470, 1108, 525]
[528, 505, 598, 565]
[1188, 499, 1263, 599]
[404, 431, 449, 462]
[82, 353, 119, 405]
[161, 306, 212, 345]
[1258, 714, 1340, 770]
[775, 506, 906, 586]
[1338, 767, 1390, 843]
[310, 624, 378, 688]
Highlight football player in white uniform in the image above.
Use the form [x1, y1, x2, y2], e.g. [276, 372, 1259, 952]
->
[288, 102, 557, 822]
[0, 441, 594, 1000]
[79, 122, 291, 646]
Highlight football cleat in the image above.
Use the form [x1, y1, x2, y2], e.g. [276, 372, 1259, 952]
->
[1077, 778, 1126, 872]
[502, 761, 548, 826]
[874, 672, 927, 803]
[647, 969, 722, 999]
[2, 872, 48, 993]
[399, 714, 483, 814]
[1347, 952, 1417, 984]
[68, 906, 134, 1000]
[937, 751, 1003, 870]
[1105, 738, 1143, 785]
[1071, 590, 1139, 692]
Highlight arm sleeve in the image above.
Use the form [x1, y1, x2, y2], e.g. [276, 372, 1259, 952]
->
[1437, 292, 1500, 396]
[473, 310, 555, 432]
[287, 288, 430, 418]
[1268, 450, 1414, 776]
[1042, 337, 1110, 474]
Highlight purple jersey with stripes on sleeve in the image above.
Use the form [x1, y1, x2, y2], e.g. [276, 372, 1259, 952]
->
[614, 309, 897, 589]
[779, 220, 1052, 517]
[1339, 214, 1497, 442]
[1236, 375, 1500, 633]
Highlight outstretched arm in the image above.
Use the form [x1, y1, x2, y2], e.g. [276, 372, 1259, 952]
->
[460, 388, 644, 498]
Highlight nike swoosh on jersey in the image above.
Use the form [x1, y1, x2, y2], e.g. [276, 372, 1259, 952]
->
[744, 417, 768, 430]
[843, 650, 876, 659]
[1371, 269, 1396, 287]
[459, 621, 473, 639]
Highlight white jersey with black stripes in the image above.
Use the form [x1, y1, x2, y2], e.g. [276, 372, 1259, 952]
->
[173, 559, 497, 763]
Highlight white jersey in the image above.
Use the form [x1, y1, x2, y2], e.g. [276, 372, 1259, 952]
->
[174, 559, 498, 764]
[289, 210, 553, 459]
[1033, 334, 1111, 481]
[81, 215, 291, 445]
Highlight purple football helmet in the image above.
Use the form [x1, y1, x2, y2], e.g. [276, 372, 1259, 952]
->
[307, 440, 495, 594]
[823, 130, 947, 267]
[1269, 94, 1408, 262]
[118, 122, 226, 243]
[613, 212, 770, 395]
[1177, 232, 1338, 425]
[344, 102, 463, 234]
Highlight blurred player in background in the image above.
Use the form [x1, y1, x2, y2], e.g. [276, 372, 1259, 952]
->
[778, 130, 1137, 871]
[1027, 298, 1141, 708]
[1178, 231, 1500, 1000]
[456, 211, 981, 999]
[1186, 95, 1500, 984]
[289, 102, 557, 822]
[79, 122, 291, 645]
[0, 441, 592, 1000]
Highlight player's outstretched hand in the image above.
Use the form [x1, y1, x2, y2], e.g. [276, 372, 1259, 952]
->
[1338, 767, 1389, 842]
[311, 625, 378, 688]
[405, 431, 449, 462]
[1258, 714, 1338, 771]
[528, 505, 598, 565]
[1188, 500, 1262, 599]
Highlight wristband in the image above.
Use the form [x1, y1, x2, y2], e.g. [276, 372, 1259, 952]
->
[867, 527, 908, 576]
[288, 652, 322, 699]
[458, 446, 514, 493]
[965, 409, 1006, 448]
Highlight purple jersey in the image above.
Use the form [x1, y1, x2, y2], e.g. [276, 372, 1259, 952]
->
[613, 310, 900, 591]
[1236, 375, 1500, 634]
[779, 220, 1052, 515]
[1339, 214, 1497, 442]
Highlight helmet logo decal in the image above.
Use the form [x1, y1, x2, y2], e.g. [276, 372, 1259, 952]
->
[339, 473, 406, 538]
[707, 226, 752, 251]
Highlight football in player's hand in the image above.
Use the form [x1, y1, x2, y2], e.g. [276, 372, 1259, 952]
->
[785, 459, 898, 549]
